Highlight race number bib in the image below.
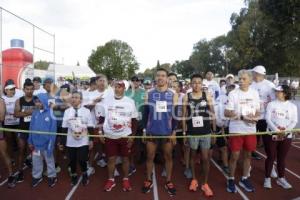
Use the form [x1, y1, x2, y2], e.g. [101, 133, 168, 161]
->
[69, 117, 88, 140]
[156, 101, 167, 112]
[24, 116, 32, 122]
[4, 114, 18, 125]
[192, 116, 203, 127]
[241, 106, 255, 116]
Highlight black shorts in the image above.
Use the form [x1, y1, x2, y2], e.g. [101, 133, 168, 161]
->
[216, 127, 229, 148]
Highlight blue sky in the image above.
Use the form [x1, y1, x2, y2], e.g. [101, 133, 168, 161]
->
[1, 0, 245, 71]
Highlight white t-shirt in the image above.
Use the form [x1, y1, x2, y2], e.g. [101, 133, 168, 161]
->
[265, 100, 298, 138]
[33, 87, 47, 96]
[251, 79, 275, 119]
[99, 96, 138, 139]
[226, 88, 260, 134]
[63, 106, 95, 147]
[205, 79, 220, 100]
[215, 94, 230, 128]
[2, 95, 20, 125]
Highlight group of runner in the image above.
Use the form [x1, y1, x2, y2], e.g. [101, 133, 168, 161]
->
[0, 65, 298, 197]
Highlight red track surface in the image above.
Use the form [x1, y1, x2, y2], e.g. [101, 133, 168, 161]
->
[0, 142, 299, 200]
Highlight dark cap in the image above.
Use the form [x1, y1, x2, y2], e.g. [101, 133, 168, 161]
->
[43, 77, 54, 84]
[4, 79, 16, 90]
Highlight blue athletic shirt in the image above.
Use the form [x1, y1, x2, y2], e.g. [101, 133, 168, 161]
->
[146, 88, 174, 136]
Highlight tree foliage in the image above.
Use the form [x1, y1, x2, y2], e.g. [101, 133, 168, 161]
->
[88, 40, 139, 79]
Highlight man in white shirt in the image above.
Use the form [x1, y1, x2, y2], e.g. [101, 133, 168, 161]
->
[98, 80, 138, 192]
[225, 69, 260, 193]
[33, 77, 46, 96]
[205, 71, 220, 101]
[62, 91, 95, 186]
[250, 65, 275, 160]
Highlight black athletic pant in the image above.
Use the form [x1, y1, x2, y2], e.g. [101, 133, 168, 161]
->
[68, 145, 89, 174]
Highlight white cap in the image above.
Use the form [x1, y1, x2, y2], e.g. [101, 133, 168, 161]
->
[225, 74, 234, 79]
[274, 85, 283, 92]
[4, 84, 16, 90]
[252, 65, 266, 75]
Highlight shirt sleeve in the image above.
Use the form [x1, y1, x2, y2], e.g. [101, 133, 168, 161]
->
[62, 109, 69, 128]
[87, 110, 95, 128]
[287, 103, 298, 130]
[265, 103, 279, 131]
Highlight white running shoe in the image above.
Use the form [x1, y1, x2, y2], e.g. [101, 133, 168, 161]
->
[87, 166, 95, 177]
[276, 178, 292, 189]
[263, 178, 272, 189]
[114, 169, 120, 177]
[271, 165, 278, 178]
[97, 158, 107, 168]
[161, 168, 167, 177]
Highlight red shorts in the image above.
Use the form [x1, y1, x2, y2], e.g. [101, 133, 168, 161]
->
[104, 137, 132, 157]
[229, 135, 257, 152]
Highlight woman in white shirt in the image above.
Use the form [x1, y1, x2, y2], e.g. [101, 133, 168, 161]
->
[264, 85, 298, 189]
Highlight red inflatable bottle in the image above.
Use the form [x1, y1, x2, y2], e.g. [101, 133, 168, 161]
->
[2, 39, 33, 88]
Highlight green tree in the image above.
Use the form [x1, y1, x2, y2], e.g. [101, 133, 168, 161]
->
[34, 60, 50, 70]
[88, 40, 139, 79]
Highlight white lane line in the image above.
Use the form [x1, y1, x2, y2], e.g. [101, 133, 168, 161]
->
[0, 166, 27, 186]
[255, 151, 300, 180]
[211, 158, 249, 200]
[292, 144, 300, 149]
[65, 151, 99, 200]
[65, 176, 83, 200]
[152, 166, 159, 200]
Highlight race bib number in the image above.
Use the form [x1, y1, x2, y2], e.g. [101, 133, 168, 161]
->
[192, 116, 203, 127]
[32, 150, 41, 156]
[241, 106, 255, 116]
[4, 114, 18, 125]
[24, 116, 32, 122]
[156, 101, 167, 112]
[69, 117, 88, 140]
[72, 130, 88, 140]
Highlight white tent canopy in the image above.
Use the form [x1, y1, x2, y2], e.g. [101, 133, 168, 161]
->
[48, 64, 96, 80]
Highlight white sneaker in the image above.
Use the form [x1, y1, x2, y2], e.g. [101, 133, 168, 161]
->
[247, 166, 252, 177]
[97, 158, 107, 168]
[276, 178, 292, 189]
[114, 169, 120, 177]
[271, 165, 278, 178]
[161, 168, 167, 177]
[264, 178, 272, 189]
[87, 166, 95, 177]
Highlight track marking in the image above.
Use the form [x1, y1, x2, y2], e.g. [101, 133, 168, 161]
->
[211, 158, 249, 200]
[152, 166, 159, 200]
[65, 176, 83, 200]
[255, 151, 300, 180]
[292, 144, 300, 149]
[65, 151, 99, 200]
[0, 166, 27, 186]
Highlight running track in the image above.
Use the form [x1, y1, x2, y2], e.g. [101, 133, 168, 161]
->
[0, 141, 299, 200]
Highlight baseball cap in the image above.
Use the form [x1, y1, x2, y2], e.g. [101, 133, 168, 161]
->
[252, 65, 266, 75]
[114, 80, 125, 88]
[225, 74, 234, 79]
[43, 77, 54, 84]
[143, 78, 152, 85]
[4, 79, 16, 90]
[274, 85, 283, 92]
